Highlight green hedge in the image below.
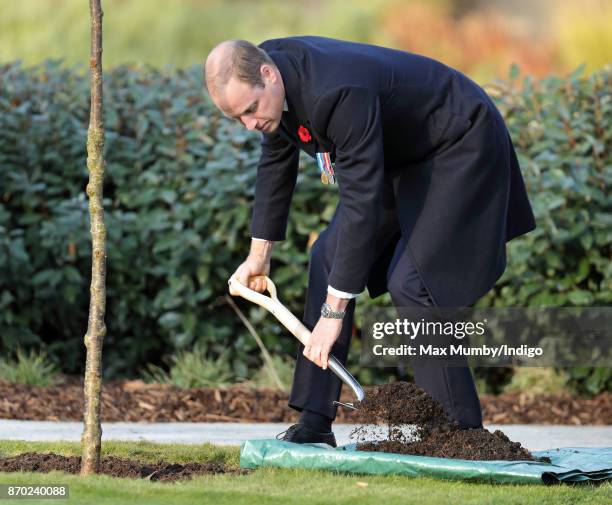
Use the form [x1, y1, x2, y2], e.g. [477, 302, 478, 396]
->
[0, 61, 609, 392]
[481, 65, 611, 308]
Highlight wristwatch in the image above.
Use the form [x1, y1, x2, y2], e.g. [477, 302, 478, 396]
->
[321, 302, 346, 319]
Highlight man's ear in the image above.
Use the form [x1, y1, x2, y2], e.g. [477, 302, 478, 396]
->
[261, 63, 275, 83]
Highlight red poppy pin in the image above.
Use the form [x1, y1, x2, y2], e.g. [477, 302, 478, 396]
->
[298, 125, 312, 143]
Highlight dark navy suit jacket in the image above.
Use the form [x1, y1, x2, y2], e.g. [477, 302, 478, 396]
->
[250, 36, 535, 307]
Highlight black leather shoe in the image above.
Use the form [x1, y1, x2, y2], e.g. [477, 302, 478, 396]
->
[276, 423, 337, 447]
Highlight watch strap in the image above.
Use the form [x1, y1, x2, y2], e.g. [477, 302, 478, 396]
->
[321, 302, 345, 319]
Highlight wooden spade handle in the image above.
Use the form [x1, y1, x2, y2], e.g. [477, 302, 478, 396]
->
[228, 275, 365, 403]
[228, 275, 311, 346]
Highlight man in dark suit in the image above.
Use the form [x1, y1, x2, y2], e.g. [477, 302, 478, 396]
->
[205, 37, 536, 447]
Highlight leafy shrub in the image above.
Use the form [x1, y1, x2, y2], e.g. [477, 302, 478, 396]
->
[244, 355, 295, 391]
[503, 367, 571, 395]
[0, 61, 609, 393]
[141, 342, 234, 389]
[0, 348, 59, 386]
[481, 64, 611, 308]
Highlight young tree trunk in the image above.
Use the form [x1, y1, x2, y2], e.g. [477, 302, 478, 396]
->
[80, 0, 106, 476]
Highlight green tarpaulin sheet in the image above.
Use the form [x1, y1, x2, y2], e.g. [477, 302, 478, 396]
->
[240, 440, 612, 485]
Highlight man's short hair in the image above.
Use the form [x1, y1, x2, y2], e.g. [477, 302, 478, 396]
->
[207, 40, 275, 94]
[231, 40, 274, 87]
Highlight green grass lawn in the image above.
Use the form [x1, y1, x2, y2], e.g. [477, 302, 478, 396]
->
[0, 440, 610, 505]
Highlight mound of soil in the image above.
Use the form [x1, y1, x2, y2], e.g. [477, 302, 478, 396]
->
[358, 428, 540, 461]
[0, 452, 246, 482]
[353, 382, 551, 462]
[355, 381, 446, 427]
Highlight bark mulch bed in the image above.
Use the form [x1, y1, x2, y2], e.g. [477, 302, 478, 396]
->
[0, 452, 246, 482]
[353, 382, 550, 462]
[0, 378, 609, 425]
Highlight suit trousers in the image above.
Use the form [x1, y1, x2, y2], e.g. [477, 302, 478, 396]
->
[288, 175, 484, 429]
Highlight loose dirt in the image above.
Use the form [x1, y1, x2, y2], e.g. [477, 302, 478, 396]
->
[353, 382, 551, 462]
[0, 452, 246, 482]
[1, 378, 609, 425]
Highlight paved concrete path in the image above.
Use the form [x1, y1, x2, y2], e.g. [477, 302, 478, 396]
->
[1, 420, 611, 450]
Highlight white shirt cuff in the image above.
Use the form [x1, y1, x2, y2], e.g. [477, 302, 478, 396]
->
[327, 285, 359, 299]
[251, 237, 268, 242]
